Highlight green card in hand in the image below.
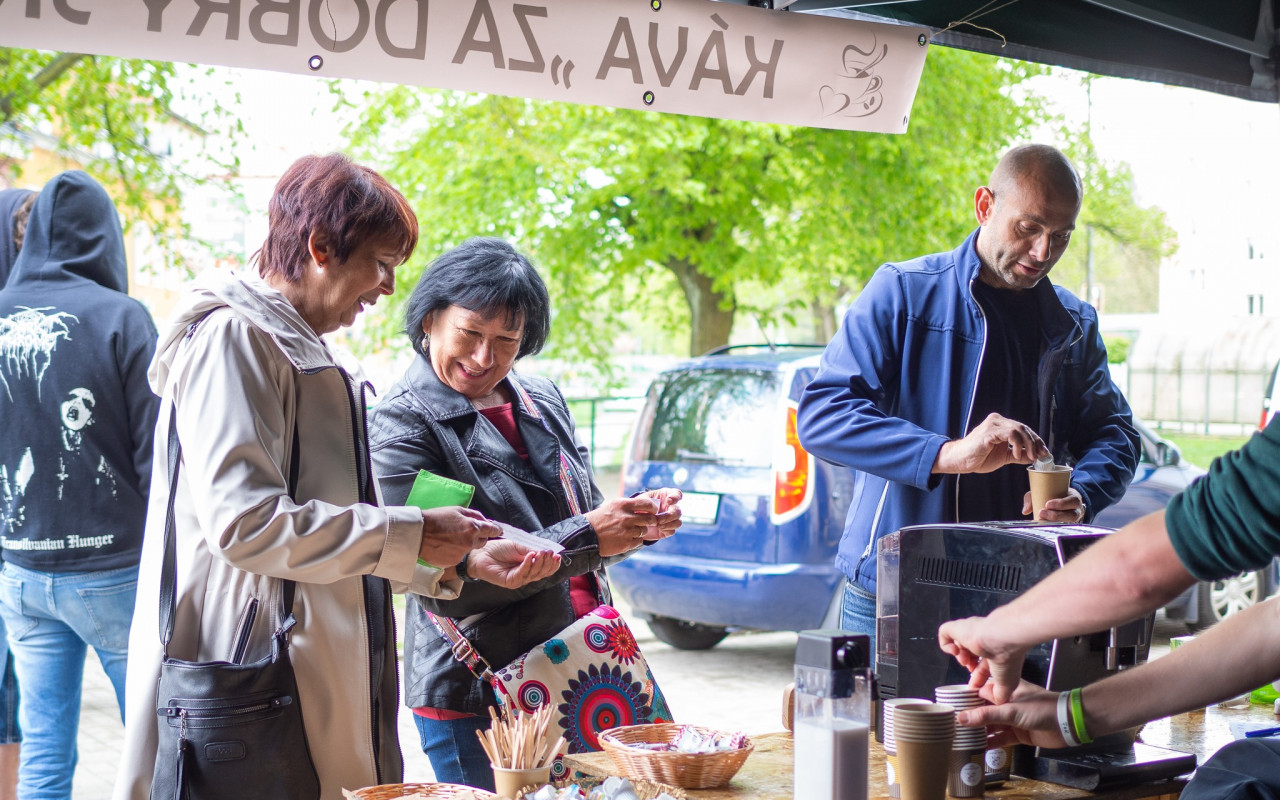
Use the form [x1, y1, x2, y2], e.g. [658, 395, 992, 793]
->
[405, 470, 475, 510]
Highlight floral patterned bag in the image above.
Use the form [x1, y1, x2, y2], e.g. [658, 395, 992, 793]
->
[429, 603, 673, 781]
[492, 604, 672, 770]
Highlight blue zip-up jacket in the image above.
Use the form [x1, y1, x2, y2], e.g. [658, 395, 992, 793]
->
[797, 229, 1139, 593]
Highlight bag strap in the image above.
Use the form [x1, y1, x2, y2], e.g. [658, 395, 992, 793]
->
[158, 403, 301, 656]
[507, 373, 583, 518]
[426, 374, 586, 697]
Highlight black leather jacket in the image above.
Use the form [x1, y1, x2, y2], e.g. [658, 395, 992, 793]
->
[368, 354, 624, 713]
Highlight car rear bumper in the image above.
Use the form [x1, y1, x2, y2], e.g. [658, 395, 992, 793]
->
[609, 552, 843, 632]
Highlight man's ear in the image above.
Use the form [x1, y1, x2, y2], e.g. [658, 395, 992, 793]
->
[974, 186, 996, 225]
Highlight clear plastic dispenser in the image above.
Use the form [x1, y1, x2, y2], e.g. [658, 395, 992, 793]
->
[793, 630, 873, 800]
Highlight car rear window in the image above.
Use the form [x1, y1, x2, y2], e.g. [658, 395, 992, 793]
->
[638, 368, 782, 467]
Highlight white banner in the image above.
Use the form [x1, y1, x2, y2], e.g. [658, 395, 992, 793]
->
[0, 0, 930, 133]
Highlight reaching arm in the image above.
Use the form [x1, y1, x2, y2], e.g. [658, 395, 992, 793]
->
[939, 510, 1194, 702]
[933, 412, 1049, 474]
[962, 594, 1280, 748]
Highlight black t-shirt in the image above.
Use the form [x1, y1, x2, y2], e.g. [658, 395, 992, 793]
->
[958, 281, 1043, 522]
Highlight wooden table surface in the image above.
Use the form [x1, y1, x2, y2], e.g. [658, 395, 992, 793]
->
[564, 701, 1280, 799]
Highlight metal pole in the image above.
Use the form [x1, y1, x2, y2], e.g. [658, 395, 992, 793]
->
[1203, 357, 1212, 435]
[1233, 366, 1241, 426]
[1177, 362, 1184, 433]
[1085, 225, 1095, 306]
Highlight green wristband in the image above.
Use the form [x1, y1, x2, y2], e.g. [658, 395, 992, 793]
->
[417, 558, 442, 570]
[1069, 687, 1093, 744]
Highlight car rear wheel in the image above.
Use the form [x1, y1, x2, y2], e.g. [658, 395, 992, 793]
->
[647, 616, 730, 650]
[1189, 568, 1274, 631]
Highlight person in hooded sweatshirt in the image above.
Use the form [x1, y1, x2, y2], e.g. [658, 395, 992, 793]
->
[0, 171, 159, 799]
[0, 185, 37, 800]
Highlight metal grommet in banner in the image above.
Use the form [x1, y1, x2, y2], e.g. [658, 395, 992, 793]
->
[643, 91, 655, 105]
[651, 0, 661, 9]
[308, 55, 324, 70]
[918, 34, 928, 46]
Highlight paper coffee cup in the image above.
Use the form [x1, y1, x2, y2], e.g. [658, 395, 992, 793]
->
[897, 737, 953, 800]
[948, 748, 986, 798]
[985, 744, 1013, 785]
[1028, 465, 1073, 519]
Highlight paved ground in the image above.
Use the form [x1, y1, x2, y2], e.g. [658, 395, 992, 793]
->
[70, 643, 436, 799]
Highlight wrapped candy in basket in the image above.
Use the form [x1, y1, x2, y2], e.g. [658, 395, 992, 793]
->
[343, 783, 499, 799]
[596, 724, 753, 789]
[517, 776, 686, 800]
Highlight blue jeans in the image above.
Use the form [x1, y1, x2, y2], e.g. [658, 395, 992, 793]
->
[414, 714, 495, 791]
[0, 563, 136, 800]
[0, 611, 20, 745]
[841, 580, 878, 656]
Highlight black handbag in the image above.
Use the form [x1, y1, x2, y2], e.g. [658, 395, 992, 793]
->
[149, 408, 321, 800]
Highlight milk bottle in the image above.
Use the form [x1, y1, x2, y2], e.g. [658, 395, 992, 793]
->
[793, 631, 872, 800]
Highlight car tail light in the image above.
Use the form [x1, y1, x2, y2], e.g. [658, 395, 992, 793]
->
[771, 401, 814, 524]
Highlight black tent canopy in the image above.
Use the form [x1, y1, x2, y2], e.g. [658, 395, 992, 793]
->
[732, 0, 1279, 103]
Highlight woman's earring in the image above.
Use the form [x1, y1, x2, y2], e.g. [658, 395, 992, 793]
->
[421, 335, 430, 353]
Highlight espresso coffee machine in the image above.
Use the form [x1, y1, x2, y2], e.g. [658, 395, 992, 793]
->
[876, 521, 1196, 790]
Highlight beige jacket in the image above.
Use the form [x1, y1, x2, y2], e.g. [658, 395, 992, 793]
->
[114, 271, 460, 800]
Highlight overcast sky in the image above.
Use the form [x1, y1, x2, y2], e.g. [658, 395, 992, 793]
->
[1042, 72, 1280, 263]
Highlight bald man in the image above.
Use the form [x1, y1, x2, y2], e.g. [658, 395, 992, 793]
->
[798, 144, 1140, 649]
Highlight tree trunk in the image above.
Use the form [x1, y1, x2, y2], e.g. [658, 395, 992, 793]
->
[666, 256, 735, 356]
[810, 297, 838, 344]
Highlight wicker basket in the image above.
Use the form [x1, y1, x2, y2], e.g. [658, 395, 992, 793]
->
[596, 724, 753, 789]
[517, 777, 688, 799]
[344, 783, 500, 800]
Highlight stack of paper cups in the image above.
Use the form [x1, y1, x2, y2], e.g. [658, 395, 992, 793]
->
[891, 702, 956, 800]
[935, 685, 986, 798]
[882, 698, 928, 798]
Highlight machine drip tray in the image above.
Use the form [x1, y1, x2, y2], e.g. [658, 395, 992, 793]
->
[1026, 742, 1198, 791]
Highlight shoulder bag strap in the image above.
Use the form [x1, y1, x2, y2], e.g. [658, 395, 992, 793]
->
[159, 403, 301, 656]
[506, 373, 583, 517]
[427, 373, 587, 694]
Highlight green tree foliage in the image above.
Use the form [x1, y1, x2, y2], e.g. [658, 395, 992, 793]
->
[341, 48, 1169, 361]
[342, 47, 1048, 360]
[0, 48, 241, 272]
[1103, 333, 1131, 364]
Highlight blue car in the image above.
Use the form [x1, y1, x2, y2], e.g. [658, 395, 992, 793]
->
[613, 345, 1269, 649]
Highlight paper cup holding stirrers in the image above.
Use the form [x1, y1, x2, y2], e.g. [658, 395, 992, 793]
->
[476, 703, 566, 799]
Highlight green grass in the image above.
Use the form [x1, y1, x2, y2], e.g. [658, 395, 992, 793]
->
[1164, 434, 1252, 469]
